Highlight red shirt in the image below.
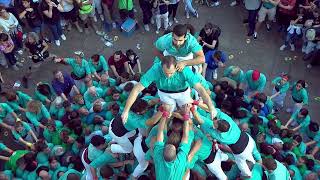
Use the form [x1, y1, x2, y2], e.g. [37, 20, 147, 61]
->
[279, 0, 296, 15]
[108, 54, 128, 74]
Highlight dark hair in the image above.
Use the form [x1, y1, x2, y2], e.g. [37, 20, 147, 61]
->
[256, 93, 267, 104]
[161, 56, 177, 69]
[251, 100, 261, 112]
[0, 33, 9, 42]
[76, 136, 85, 144]
[63, 101, 71, 108]
[91, 54, 100, 62]
[37, 83, 52, 97]
[283, 142, 293, 151]
[293, 134, 302, 143]
[114, 50, 122, 56]
[249, 115, 262, 125]
[306, 159, 315, 170]
[299, 108, 309, 116]
[110, 103, 120, 111]
[234, 109, 247, 119]
[91, 135, 106, 147]
[309, 122, 319, 132]
[217, 120, 230, 132]
[124, 82, 134, 92]
[296, 80, 306, 88]
[36, 166, 49, 176]
[126, 49, 136, 57]
[185, 23, 195, 36]
[24, 152, 38, 171]
[263, 158, 277, 171]
[284, 154, 295, 165]
[204, 22, 213, 30]
[213, 51, 223, 61]
[5, 91, 17, 101]
[131, 99, 148, 114]
[67, 173, 81, 180]
[34, 139, 48, 152]
[221, 100, 233, 114]
[100, 165, 114, 178]
[235, 88, 244, 97]
[172, 24, 187, 37]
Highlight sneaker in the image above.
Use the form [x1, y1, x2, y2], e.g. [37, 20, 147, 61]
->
[253, 32, 257, 39]
[144, 24, 150, 31]
[307, 64, 312, 69]
[112, 22, 117, 29]
[174, 18, 178, 23]
[16, 62, 23, 67]
[230, 1, 237, 6]
[12, 65, 19, 71]
[279, 45, 286, 51]
[186, 12, 190, 19]
[169, 21, 173, 26]
[60, 34, 66, 41]
[290, 44, 295, 51]
[100, 14, 105, 21]
[266, 24, 271, 31]
[17, 50, 23, 55]
[156, 29, 160, 34]
[55, 40, 61, 46]
[93, 16, 98, 22]
[211, 1, 220, 7]
[151, 18, 155, 24]
[213, 70, 218, 80]
[194, 11, 199, 18]
[96, 31, 104, 36]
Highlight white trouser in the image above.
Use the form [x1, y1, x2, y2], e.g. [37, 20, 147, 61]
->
[272, 88, 286, 108]
[233, 134, 256, 177]
[206, 145, 228, 180]
[132, 135, 149, 178]
[81, 149, 93, 180]
[157, 88, 193, 112]
[156, 12, 169, 30]
[108, 119, 136, 153]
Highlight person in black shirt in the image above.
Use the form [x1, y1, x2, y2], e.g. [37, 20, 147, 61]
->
[40, 0, 66, 46]
[198, 23, 221, 54]
[19, 0, 44, 37]
[25, 32, 50, 65]
[125, 49, 141, 75]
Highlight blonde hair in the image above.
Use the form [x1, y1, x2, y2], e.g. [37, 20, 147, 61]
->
[27, 100, 42, 114]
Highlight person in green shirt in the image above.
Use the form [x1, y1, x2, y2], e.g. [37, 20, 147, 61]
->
[58, 169, 82, 180]
[154, 24, 205, 72]
[304, 122, 320, 157]
[93, 74, 117, 96]
[287, 80, 308, 114]
[12, 120, 38, 147]
[34, 82, 56, 107]
[5, 90, 32, 113]
[121, 56, 216, 122]
[49, 97, 66, 120]
[54, 51, 91, 80]
[270, 74, 290, 110]
[118, 0, 134, 22]
[88, 54, 109, 81]
[0, 102, 19, 130]
[223, 65, 245, 88]
[84, 86, 105, 110]
[43, 121, 63, 146]
[153, 113, 191, 180]
[263, 157, 291, 180]
[284, 108, 311, 133]
[26, 100, 51, 130]
[245, 69, 267, 98]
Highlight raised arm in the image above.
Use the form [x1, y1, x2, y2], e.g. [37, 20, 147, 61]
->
[121, 83, 145, 121]
[194, 83, 217, 119]
[156, 116, 167, 143]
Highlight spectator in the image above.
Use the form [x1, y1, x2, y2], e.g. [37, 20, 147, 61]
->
[198, 23, 221, 54]
[101, 0, 117, 28]
[245, 69, 267, 98]
[153, 0, 170, 34]
[19, 0, 44, 37]
[287, 79, 308, 113]
[40, 0, 66, 46]
[184, 0, 199, 19]
[277, 0, 296, 32]
[88, 54, 109, 81]
[118, 0, 134, 23]
[168, 0, 180, 26]
[0, 32, 23, 71]
[60, 0, 83, 32]
[92, 0, 104, 22]
[244, 0, 261, 37]
[126, 49, 141, 75]
[108, 50, 130, 80]
[0, 6, 23, 53]
[279, 16, 303, 51]
[25, 32, 50, 66]
[139, 0, 153, 31]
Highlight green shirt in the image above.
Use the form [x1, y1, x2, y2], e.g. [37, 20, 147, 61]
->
[289, 165, 302, 180]
[245, 70, 267, 92]
[65, 58, 91, 78]
[268, 160, 290, 180]
[291, 110, 311, 132]
[49, 105, 66, 120]
[153, 141, 190, 180]
[88, 144, 104, 161]
[0, 142, 7, 151]
[0, 103, 13, 123]
[43, 121, 63, 145]
[84, 87, 104, 109]
[200, 109, 241, 145]
[124, 111, 151, 131]
[7, 91, 32, 112]
[26, 104, 51, 127]
[58, 169, 82, 180]
[90, 151, 117, 168]
[118, 0, 133, 10]
[12, 122, 32, 140]
[140, 62, 200, 91]
[272, 77, 290, 94]
[291, 83, 308, 105]
[223, 66, 245, 84]
[246, 164, 264, 180]
[154, 33, 202, 60]
[88, 55, 109, 74]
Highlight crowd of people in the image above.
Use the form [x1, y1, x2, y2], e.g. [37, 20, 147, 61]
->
[0, 0, 319, 179]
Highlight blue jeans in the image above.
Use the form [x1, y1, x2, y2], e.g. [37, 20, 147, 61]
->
[185, 0, 196, 15]
[32, 24, 45, 35]
[47, 21, 63, 41]
[284, 33, 300, 46]
[248, 9, 259, 35]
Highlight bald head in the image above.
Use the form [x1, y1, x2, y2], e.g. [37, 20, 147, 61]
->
[164, 144, 177, 162]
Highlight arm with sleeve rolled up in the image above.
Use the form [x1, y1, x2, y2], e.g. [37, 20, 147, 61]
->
[187, 140, 202, 162]
[156, 116, 167, 143]
[194, 83, 217, 119]
[121, 83, 145, 121]
[202, 63, 207, 77]
[145, 111, 162, 127]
